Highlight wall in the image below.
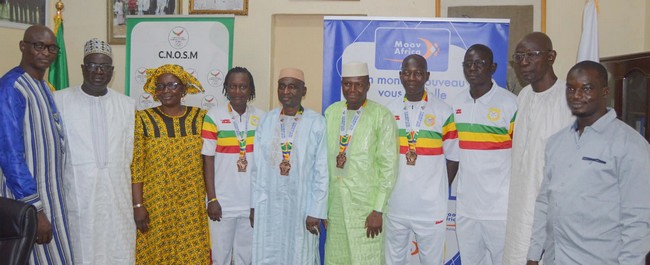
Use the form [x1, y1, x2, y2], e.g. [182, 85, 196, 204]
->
[234, 0, 438, 110]
[547, 0, 647, 77]
[271, 14, 329, 112]
[0, 0, 648, 110]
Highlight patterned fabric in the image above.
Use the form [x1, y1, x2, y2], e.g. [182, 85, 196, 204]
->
[143, 64, 204, 97]
[84, 38, 112, 58]
[131, 106, 210, 265]
[0, 66, 72, 265]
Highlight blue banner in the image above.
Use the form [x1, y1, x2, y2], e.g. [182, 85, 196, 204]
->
[322, 17, 510, 112]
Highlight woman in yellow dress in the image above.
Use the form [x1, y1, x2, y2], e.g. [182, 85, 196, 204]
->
[131, 64, 210, 264]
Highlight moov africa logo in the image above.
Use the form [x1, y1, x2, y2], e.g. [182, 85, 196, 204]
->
[168, 26, 189, 49]
[374, 28, 450, 71]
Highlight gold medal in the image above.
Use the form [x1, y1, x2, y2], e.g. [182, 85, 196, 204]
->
[279, 159, 291, 176]
[336, 152, 347, 169]
[237, 157, 248, 172]
[405, 149, 417, 166]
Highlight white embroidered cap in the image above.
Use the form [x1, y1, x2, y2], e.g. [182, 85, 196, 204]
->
[84, 38, 112, 58]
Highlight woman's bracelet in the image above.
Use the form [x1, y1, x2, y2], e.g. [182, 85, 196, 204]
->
[207, 197, 218, 204]
[133, 203, 144, 208]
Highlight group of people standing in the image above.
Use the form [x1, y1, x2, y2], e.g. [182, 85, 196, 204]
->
[1, 25, 649, 265]
[130, 0, 175, 15]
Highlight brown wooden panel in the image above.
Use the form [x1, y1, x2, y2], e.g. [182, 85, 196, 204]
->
[601, 52, 650, 141]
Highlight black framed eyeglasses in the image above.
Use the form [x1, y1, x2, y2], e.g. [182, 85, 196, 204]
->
[462, 60, 488, 68]
[155, 82, 183, 91]
[512, 50, 551, 62]
[84, 63, 113, 72]
[23, 41, 60, 53]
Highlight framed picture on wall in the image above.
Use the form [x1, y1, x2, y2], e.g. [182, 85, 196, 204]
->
[436, 0, 545, 32]
[0, 0, 48, 29]
[108, 0, 182, 44]
[189, 0, 248, 15]
[436, 0, 546, 94]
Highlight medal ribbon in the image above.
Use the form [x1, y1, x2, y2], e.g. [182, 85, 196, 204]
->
[280, 107, 304, 161]
[228, 104, 249, 158]
[403, 93, 428, 151]
[338, 101, 367, 154]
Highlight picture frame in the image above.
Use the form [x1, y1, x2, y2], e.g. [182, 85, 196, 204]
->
[189, 0, 248, 16]
[0, 0, 49, 29]
[108, 0, 182, 45]
[436, 0, 547, 94]
[436, 0, 546, 32]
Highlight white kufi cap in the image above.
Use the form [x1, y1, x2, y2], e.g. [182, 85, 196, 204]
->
[341, 62, 369, 77]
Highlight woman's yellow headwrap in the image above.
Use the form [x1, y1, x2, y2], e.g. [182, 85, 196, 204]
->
[143, 64, 204, 100]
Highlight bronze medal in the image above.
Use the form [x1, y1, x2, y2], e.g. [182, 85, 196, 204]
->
[279, 159, 291, 176]
[237, 157, 248, 172]
[336, 152, 347, 169]
[405, 149, 417, 166]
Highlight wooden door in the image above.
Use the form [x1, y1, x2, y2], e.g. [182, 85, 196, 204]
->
[601, 52, 650, 142]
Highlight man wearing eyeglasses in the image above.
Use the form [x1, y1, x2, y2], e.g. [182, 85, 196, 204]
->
[0, 25, 73, 264]
[53, 38, 137, 264]
[502, 32, 574, 265]
[450, 44, 517, 265]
